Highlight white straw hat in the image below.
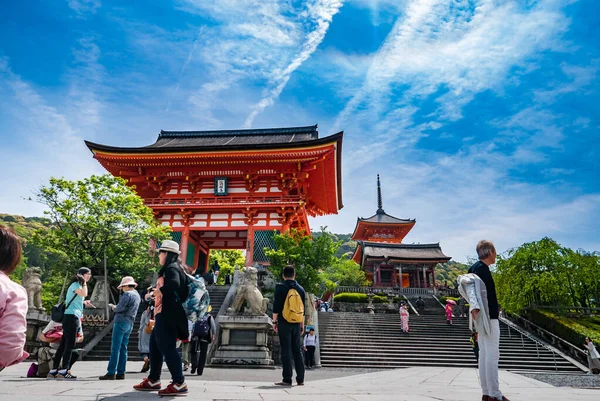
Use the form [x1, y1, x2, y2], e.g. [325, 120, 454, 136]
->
[156, 239, 181, 254]
[117, 276, 138, 289]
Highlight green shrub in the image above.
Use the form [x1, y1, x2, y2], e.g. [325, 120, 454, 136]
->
[526, 309, 600, 346]
[334, 293, 368, 303]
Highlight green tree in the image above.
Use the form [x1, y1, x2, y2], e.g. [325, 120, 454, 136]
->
[321, 257, 368, 290]
[495, 237, 600, 313]
[31, 175, 171, 285]
[265, 227, 341, 293]
[208, 249, 245, 285]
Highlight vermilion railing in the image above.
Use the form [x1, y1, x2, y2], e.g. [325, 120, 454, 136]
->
[144, 195, 304, 207]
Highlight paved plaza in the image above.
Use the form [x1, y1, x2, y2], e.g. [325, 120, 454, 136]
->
[0, 362, 598, 400]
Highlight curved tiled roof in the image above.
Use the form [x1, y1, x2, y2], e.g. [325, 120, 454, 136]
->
[147, 125, 318, 148]
[359, 241, 451, 261]
[357, 211, 416, 225]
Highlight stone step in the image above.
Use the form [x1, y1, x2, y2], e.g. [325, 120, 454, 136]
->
[320, 361, 581, 371]
[318, 311, 582, 372]
[320, 353, 575, 365]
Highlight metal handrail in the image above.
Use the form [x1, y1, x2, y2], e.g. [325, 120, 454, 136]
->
[500, 313, 588, 372]
[504, 312, 588, 361]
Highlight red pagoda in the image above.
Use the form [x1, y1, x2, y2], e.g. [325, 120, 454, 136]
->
[351, 175, 450, 289]
[86, 125, 343, 272]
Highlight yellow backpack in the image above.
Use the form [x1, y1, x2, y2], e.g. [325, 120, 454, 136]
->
[282, 288, 305, 323]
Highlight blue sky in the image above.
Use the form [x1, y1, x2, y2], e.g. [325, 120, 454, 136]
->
[1, 0, 598, 262]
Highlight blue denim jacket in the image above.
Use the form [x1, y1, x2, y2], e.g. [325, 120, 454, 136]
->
[114, 290, 141, 325]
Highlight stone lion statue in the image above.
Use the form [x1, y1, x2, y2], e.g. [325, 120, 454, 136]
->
[22, 267, 43, 310]
[227, 267, 268, 315]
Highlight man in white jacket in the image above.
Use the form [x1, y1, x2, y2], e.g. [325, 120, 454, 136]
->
[459, 240, 509, 401]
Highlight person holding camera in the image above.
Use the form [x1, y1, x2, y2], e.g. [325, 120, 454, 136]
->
[48, 267, 94, 379]
[138, 286, 155, 373]
[99, 276, 141, 380]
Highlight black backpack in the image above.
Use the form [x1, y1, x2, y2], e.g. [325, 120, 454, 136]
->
[51, 291, 77, 323]
[193, 315, 211, 339]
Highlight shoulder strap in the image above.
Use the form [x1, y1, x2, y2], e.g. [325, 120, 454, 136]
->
[65, 289, 78, 309]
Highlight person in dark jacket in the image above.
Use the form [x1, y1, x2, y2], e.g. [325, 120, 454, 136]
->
[468, 240, 509, 401]
[134, 240, 189, 396]
[190, 307, 216, 375]
[272, 265, 306, 386]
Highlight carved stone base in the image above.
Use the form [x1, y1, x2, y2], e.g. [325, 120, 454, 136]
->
[211, 314, 274, 367]
[25, 309, 51, 356]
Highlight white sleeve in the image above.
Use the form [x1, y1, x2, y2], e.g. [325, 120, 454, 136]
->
[465, 282, 481, 311]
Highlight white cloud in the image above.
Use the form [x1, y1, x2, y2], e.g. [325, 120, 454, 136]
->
[244, 0, 344, 127]
[335, 0, 570, 148]
[175, 0, 344, 127]
[0, 57, 104, 217]
[67, 0, 101, 17]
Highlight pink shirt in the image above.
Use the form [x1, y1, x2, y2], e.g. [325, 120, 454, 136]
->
[0, 271, 29, 368]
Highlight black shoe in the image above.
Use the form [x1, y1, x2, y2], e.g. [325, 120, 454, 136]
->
[190, 367, 196, 374]
[99, 374, 116, 380]
[141, 360, 149, 373]
[274, 381, 292, 386]
[116, 374, 125, 380]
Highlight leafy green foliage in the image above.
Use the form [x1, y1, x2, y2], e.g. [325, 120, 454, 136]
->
[0, 214, 54, 284]
[321, 257, 369, 290]
[208, 249, 245, 284]
[494, 237, 600, 313]
[333, 292, 388, 303]
[30, 175, 171, 285]
[527, 309, 600, 346]
[313, 231, 357, 258]
[434, 261, 469, 286]
[265, 227, 341, 293]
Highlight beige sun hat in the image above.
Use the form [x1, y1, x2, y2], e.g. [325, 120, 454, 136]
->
[117, 276, 138, 289]
[156, 239, 181, 254]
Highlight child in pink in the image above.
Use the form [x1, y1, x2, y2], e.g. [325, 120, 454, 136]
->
[399, 304, 410, 333]
[445, 302, 454, 325]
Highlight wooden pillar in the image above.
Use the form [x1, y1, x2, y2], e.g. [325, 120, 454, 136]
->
[204, 248, 210, 274]
[193, 239, 201, 272]
[422, 266, 427, 288]
[432, 266, 437, 289]
[372, 263, 377, 286]
[246, 224, 255, 266]
[180, 227, 190, 266]
[398, 265, 403, 288]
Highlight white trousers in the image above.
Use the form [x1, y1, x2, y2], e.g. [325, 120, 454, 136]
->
[478, 319, 503, 399]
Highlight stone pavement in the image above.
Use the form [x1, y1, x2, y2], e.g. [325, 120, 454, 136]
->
[1, 362, 598, 400]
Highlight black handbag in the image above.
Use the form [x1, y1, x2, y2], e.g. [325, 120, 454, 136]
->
[51, 291, 78, 323]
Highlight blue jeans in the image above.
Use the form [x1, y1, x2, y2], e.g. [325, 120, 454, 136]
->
[106, 321, 133, 375]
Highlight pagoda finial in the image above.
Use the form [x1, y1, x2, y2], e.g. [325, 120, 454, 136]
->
[376, 174, 384, 214]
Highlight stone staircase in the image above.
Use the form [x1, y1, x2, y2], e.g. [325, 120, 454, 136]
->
[84, 307, 146, 362]
[318, 311, 582, 372]
[84, 285, 231, 361]
[206, 285, 230, 318]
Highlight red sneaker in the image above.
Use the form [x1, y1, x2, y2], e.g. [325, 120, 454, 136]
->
[133, 377, 161, 391]
[158, 382, 188, 397]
